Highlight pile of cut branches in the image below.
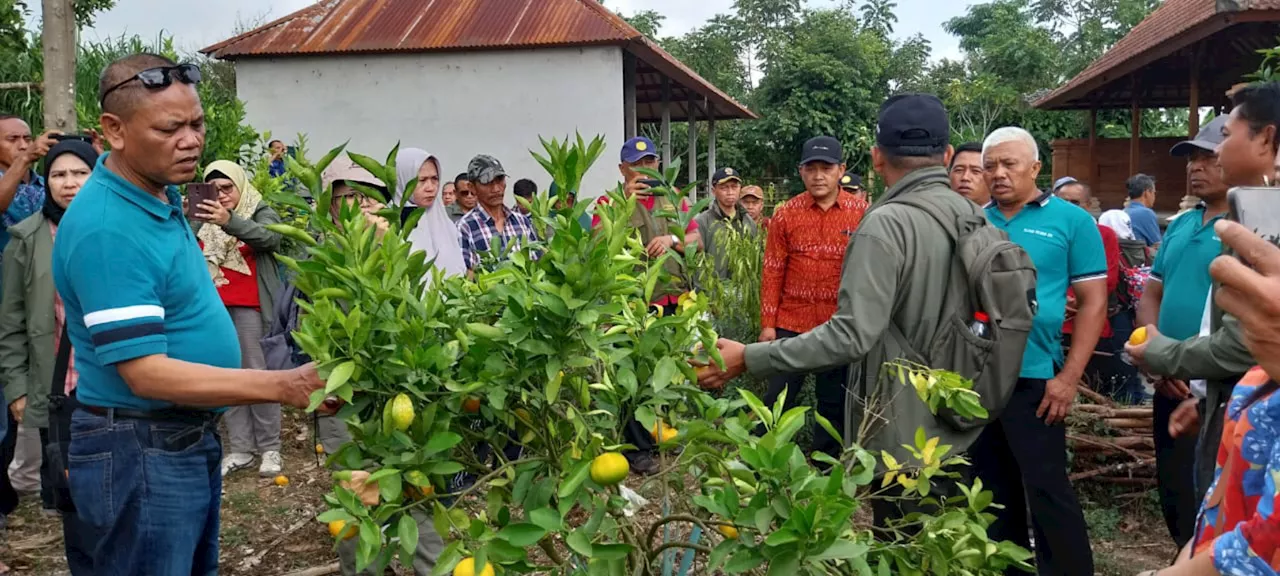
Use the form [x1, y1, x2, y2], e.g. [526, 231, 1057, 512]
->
[1068, 386, 1155, 486]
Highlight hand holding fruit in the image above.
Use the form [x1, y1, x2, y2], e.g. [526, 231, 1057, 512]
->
[1122, 325, 1158, 372]
[696, 339, 747, 390]
[1210, 219, 1280, 380]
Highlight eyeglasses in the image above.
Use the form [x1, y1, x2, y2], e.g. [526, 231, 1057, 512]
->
[457, 190, 475, 197]
[100, 63, 203, 107]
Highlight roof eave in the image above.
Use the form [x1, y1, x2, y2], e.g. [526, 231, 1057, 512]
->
[1033, 13, 1237, 110]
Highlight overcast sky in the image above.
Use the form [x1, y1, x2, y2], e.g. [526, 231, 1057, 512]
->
[72, 0, 970, 61]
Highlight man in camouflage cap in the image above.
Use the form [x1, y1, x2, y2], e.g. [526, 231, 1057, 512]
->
[456, 154, 539, 272]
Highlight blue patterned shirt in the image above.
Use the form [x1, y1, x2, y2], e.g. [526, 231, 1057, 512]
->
[0, 170, 45, 260]
[457, 205, 539, 271]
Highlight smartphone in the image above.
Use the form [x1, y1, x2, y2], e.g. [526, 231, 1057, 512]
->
[1227, 187, 1280, 250]
[185, 183, 218, 219]
[50, 133, 90, 143]
[636, 178, 664, 191]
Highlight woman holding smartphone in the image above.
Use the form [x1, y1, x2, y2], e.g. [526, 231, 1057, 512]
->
[193, 160, 286, 478]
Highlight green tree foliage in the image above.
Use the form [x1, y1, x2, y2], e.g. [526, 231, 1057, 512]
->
[747, 9, 890, 176]
[622, 9, 665, 39]
[0, 0, 116, 50]
[857, 0, 899, 36]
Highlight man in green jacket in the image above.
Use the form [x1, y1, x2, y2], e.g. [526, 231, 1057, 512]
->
[1127, 82, 1280, 500]
[693, 167, 758, 279]
[697, 94, 982, 523]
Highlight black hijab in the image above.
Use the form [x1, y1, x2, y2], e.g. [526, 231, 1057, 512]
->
[41, 139, 99, 225]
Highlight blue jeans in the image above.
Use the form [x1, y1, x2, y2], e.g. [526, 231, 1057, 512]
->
[67, 408, 222, 575]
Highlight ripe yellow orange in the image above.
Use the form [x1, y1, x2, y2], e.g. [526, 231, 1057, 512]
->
[315, 443, 325, 455]
[328, 520, 357, 540]
[462, 397, 482, 414]
[390, 393, 415, 431]
[650, 421, 678, 443]
[1129, 326, 1148, 346]
[274, 475, 289, 487]
[453, 557, 495, 576]
[590, 452, 629, 486]
[717, 524, 739, 539]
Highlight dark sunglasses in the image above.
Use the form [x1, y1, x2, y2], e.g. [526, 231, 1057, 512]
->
[100, 63, 203, 107]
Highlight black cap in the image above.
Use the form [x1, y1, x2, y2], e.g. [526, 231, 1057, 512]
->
[840, 171, 861, 189]
[800, 136, 843, 165]
[712, 167, 742, 186]
[876, 93, 949, 156]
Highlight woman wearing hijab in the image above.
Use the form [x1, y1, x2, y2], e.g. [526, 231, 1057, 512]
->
[395, 148, 467, 277]
[192, 160, 286, 478]
[0, 137, 103, 574]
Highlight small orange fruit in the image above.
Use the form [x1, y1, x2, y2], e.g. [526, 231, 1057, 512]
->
[328, 520, 357, 540]
[717, 524, 739, 539]
[274, 475, 289, 487]
[1129, 326, 1148, 346]
[590, 452, 629, 486]
[462, 397, 482, 414]
[315, 443, 325, 455]
[650, 421, 678, 443]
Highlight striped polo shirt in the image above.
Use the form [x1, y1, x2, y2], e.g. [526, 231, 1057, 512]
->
[51, 154, 240, 411]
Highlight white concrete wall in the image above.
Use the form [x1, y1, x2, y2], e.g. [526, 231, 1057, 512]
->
[233, 47, 626, 202]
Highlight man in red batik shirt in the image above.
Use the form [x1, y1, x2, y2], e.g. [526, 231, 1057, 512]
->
[759, 136, 868, 457]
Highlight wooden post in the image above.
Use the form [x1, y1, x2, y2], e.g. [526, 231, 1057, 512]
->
[661, 77, 672, 168]
[42, 0, 77, 132]
[622, 51, 637, 139]
[687, 93, 697, 201]
[707, 109, 717, 194]
[1088, 108, 1098, 191]
[1129, 91, 1141, 176]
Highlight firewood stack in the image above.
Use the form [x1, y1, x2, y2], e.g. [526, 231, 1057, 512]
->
[1067, 385, 1156, 486]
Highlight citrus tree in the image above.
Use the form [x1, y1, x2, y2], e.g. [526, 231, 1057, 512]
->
[270, 136, 1033, 576]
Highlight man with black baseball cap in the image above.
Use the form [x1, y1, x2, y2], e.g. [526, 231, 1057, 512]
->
[715, 135, 869, 461]
[700, 95, 991, 524]
[694, 167, 757, 278]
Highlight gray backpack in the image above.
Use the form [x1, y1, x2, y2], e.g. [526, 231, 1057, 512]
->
[887, 195, 1038, 430]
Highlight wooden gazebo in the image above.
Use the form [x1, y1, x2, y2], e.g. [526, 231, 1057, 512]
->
[1034, 0, 1280, 212]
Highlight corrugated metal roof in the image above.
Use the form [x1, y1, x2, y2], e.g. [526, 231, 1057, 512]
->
[201, 0, 755, 120]
[203, 0, 633, 57]
[1035, 0, 1280, 109]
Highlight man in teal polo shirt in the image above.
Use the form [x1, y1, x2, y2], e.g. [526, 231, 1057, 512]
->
[971, 126, 1107, 575]
[1134, 115, 1229, 547]
[51, 53, 325, 575]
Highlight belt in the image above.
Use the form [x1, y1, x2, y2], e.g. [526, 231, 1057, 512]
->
[83, 406, 220, 426]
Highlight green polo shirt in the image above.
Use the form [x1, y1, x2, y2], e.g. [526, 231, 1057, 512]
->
[51, 154, 241, 411]
[1151, 205, 1224, 340]
[986, 192, 1107, 379]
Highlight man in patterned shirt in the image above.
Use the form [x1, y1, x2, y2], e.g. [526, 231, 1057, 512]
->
[755, 136, 868, 458]
[457, 155, 539, 273]
[0, 115, 56, 269]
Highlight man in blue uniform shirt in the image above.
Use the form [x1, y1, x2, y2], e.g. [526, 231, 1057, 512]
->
[52, 53, 326, 575]
[971, 126, 1107, 576]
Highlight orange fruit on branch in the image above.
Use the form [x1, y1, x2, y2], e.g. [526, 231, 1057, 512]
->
[328, 520, 357, 540]
[590, 452, 629, 486]
[462, 397, 482, 414]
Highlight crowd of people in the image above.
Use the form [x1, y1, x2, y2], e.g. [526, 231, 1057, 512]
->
[0, 49, 1275, 576]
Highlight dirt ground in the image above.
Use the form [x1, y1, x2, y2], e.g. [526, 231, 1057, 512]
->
[0, 409, 1178, 575]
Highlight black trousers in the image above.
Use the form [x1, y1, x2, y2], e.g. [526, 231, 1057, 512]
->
[0, 410, 19, 516]
[968, 378, 1094, 576]
[1153, 392, 1198, 548]
[39, 427, 98, 575]
[760, 329, 848, 458]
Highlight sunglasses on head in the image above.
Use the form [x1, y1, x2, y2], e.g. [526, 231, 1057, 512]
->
[100, 63, 203, 108]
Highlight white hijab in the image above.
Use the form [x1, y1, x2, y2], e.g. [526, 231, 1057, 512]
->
[396, 148, 466, 278]
[1099, 209, 1135, 241]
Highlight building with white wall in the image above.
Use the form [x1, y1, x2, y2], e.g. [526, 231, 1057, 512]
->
[202, 0, 755, 202]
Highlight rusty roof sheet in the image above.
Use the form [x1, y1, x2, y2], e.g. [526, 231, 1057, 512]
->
[1035, 0, 1280, 109]
[201, 0, 755, 119]
[202, 0, 634, 57]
